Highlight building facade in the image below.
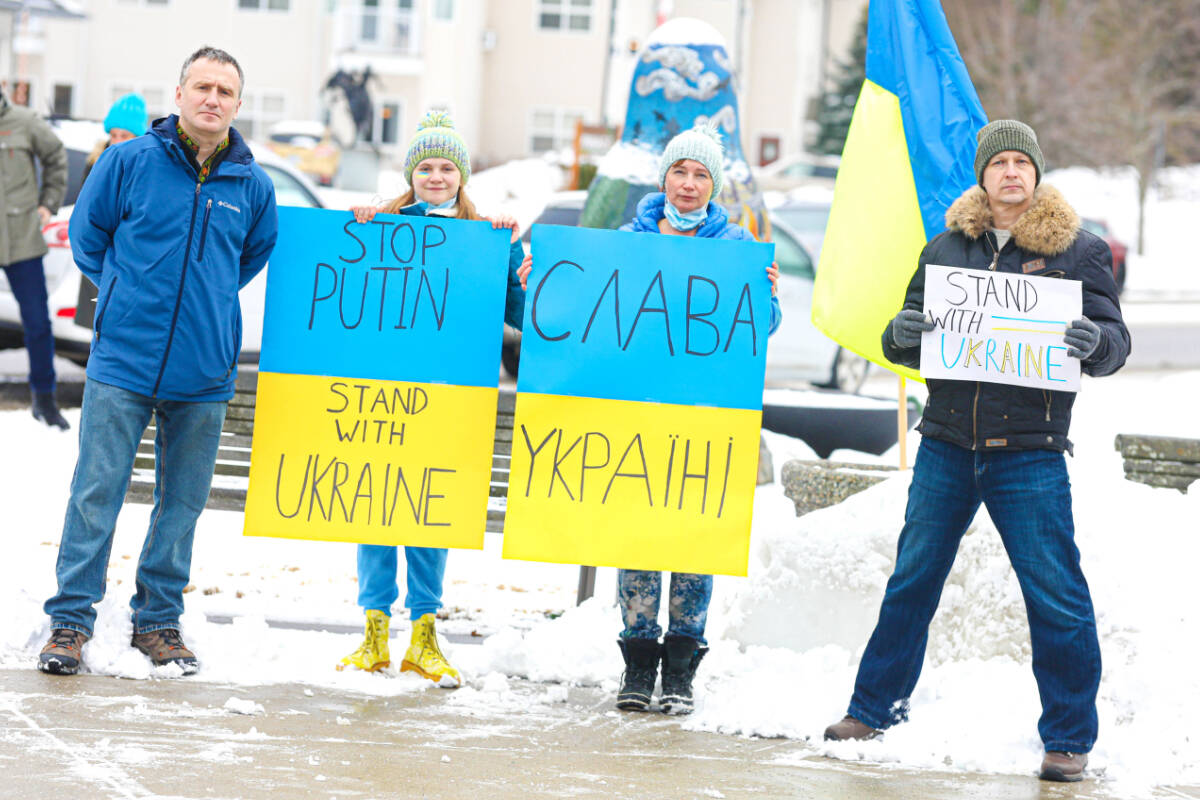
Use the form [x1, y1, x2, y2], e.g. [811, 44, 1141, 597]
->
[2, 0, 865, 172]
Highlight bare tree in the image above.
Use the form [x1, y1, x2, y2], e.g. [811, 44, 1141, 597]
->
[943, 0, 1200, 253]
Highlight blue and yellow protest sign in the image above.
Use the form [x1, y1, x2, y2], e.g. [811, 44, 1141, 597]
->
[502, 225, 774, 576]
[920, 265, 1082, 391]
[244, 206, 511, 548]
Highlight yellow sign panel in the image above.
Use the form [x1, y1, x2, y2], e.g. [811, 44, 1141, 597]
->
[245, 372, 497, 548]
[502, 392, 761, 576]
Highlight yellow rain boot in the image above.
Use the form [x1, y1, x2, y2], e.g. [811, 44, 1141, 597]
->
[337, 609, 391, 672]
[400, 614, 462, 688]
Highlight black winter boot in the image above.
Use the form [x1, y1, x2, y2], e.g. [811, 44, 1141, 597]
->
[616, 637, 660, 711]
[659, 635, 708, 715]
[32, 391, 70, 430]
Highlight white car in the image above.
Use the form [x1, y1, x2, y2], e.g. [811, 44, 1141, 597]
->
[0, 120, 326, 366]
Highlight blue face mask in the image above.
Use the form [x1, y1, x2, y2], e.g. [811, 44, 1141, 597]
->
[414, 197, 457, 213]
[663, 198, 708, 231]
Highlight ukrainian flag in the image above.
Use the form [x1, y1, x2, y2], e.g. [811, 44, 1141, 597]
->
[812, 0, 987, 378]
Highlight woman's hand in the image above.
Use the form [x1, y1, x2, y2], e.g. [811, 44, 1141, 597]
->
[517, 253, 532, 291]
[350, 205, 379, 224]
[483, 213, 521, 243]
[767, 261, 780, 296]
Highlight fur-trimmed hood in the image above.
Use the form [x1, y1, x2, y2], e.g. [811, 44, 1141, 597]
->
[944, 184, 1080, 257]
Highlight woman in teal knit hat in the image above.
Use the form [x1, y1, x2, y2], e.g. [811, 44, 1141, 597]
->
[342, 110, 526, 688]
[519, 123, 781, 716]
[83, 93, 148, 182]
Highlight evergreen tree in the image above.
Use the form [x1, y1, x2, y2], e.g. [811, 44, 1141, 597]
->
[812, 6, 867, 157]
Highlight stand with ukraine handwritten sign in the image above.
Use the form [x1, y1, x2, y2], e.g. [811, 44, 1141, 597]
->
[920, 265, 1082, 391]
[502, 225, 774, 577]
[243, 206, 511, 548]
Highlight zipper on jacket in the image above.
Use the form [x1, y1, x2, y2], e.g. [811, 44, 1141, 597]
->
[93, 285, 116, 343]
[971, 232, 1000, 449]
[197, 198, 213, 261]
[151, 182, 202, 397]
[1043, 390, 1052, 422]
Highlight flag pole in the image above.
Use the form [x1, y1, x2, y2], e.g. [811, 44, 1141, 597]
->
[897, 375, 908, 469]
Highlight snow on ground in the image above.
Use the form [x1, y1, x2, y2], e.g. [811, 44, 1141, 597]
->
[2, 368, 1198, 796]
[3, 164, 1199, 797]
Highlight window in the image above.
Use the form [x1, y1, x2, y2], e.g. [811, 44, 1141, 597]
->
[261, 164, 321, 208]
[365, 100, 402, 146]
[433, 0, 453, 21]
[772, 226, 815, 281]
[352, 0, 418, 54]
[237, 91, 287, 141]
[238, 0, 290, 9]
[53, 84, 74, 116]
[537, 0, 592, 32]
[528, 107, 585, 154]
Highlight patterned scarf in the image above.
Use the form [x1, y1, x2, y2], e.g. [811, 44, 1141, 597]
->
[176, 121, 229, 184]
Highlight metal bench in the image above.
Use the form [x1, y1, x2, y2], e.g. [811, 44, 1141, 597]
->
[125, 370, 598, 603]
[1114, 434, 1200, 493]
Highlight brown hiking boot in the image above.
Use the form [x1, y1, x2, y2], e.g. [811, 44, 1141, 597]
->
[38, 628, 89, 675]
[1040, 751, 1087, 782]
[132, 628, 200, 674]
[823, 715, 882, 741]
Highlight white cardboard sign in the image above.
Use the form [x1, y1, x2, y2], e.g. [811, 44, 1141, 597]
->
[919, 264, 1082, 392]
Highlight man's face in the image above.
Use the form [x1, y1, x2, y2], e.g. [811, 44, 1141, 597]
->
[981, 150, 1037, 210]
[175, 58, 242, 140]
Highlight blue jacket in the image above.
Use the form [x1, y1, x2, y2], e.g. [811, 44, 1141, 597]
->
[398, 203, 525, 331]
[70, 115, 278, 401]
[619, 193, 781, 335]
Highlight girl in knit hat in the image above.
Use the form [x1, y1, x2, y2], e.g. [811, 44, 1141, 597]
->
[341, 110, 525, 688]
[83, 93, 148, 182]
[518, 124, 781, 716]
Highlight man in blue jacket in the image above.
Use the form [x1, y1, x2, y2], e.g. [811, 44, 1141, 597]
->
[823, 120, 1129, 782]
[39, 46, 278, 676]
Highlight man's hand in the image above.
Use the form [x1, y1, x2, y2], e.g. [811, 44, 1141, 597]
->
[890, 309, 935, 348]
[37, 206, 52, 226]
[1064, 316, 1101, 360]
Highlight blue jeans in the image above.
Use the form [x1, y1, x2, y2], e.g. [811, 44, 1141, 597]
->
[44, 379, 227, 636]
[356, 545, 447, 620]
[847, 437, 1101, 753]
[3, 257, 55, 393]
[618, 570, 713, 645]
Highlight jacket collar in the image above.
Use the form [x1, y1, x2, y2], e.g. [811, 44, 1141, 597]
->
[630, 192, 731, 238]
[150, 114, 255, 172]
[944, 184, 1080, 257]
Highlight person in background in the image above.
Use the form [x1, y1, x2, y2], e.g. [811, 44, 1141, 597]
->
[39, 46, 278, 677]
[82, 93, 148, 183]
[518, 124, 781, 715]
[340, 110, 525, 688]
[822, 120, 1129, 784]
[0, 83, 69, 429]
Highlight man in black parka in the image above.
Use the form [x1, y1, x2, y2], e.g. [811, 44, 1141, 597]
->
[823, 120, 1130, 784]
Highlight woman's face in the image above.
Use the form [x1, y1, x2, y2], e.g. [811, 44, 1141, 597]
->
[662, 159, 713, 214]
[108, 128, 137, 145]
[411, 157, 461, 205]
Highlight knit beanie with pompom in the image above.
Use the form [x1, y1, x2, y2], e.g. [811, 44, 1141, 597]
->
[403, 110, 471, 186]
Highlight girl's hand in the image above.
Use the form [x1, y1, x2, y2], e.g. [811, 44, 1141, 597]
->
[767, 262, 780, 297]
[351, 205, 379, 224]
[517, 253, 532, 291]
[483, 213, 521, 243]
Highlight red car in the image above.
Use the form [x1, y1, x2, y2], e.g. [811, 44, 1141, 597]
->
[1080, 217, 1127, 294]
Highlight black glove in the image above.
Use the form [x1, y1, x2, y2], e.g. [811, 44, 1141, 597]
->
[1064, 316, 1101, 360]
[890, 309, 935, 349]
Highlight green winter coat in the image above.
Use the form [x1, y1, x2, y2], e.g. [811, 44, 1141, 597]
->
[0, 94, 67, 266]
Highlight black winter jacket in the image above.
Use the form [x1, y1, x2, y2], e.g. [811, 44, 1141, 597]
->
[881, 184, 1130, 453]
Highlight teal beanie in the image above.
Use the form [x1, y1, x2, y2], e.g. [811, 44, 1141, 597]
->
[658, 124, 725, 199]
[104, 93, 148, 137]
[403, 110, 471, 187]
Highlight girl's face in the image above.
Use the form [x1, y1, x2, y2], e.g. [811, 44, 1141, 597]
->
[662, 159, 713, 213]
[411, 157, 461, 205]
